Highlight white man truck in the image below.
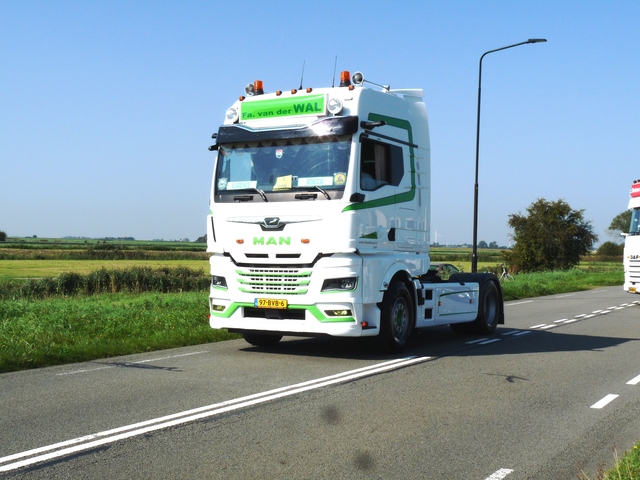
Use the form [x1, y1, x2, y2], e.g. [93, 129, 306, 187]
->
[623, 179, 640, 294]
[207, 70, 504, 352]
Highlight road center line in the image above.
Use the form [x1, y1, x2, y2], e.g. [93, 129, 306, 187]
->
[0, 356, 431, 472]
[485, 468, 514, 479]
[590, 394, 619, 409]
[627, 374, 640, 386]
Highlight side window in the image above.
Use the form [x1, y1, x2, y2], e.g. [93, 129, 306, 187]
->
[359, 139, 404, 191]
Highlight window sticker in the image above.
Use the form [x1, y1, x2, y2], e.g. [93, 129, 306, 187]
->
[273, 175, 293, 190]
[225, 180, 258, 190]
[297, 177, 334, 187]
[334, 173, 347, 186]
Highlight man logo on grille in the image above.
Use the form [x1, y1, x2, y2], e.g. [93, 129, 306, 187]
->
[262, 217, 281, 229]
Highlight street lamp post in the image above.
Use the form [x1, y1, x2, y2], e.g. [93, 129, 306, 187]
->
[471, 38, 546, 273]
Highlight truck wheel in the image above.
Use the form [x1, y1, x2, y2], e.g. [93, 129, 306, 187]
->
[474, 280, 500, 334]
[378, 282, 414, 353]
[242, 332, 283, 346]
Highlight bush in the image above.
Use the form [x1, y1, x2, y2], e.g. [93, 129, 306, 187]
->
[0, 266, 210, 300]
[596, 241, 624, 256]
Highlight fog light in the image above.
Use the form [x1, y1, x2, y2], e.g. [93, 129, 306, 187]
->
[211, 304, 226, 312]
[325, 309, 353, 317]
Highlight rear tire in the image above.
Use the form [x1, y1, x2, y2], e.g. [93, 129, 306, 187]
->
[242, 332, 283, 346]
[378, 282, 414, 353]
[473, 280, 500, 334]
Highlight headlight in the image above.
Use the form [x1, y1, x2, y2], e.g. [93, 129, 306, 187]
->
[211, 275, 228, 289]
[226, 107, 239, 123]
[327, 97, 343, 115]
[321, 277, 357, 292]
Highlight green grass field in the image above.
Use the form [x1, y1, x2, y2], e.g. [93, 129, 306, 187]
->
[0, 259, 208, 280]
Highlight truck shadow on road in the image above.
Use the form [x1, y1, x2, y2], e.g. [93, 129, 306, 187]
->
[239, 325, 638, 362]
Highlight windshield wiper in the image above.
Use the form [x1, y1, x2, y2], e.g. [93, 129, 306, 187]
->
[253, 188, 268, 202]
[232, 188, 268, 202]
[291, 186, 331, 200]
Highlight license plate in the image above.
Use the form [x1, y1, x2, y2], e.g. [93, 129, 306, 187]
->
[255, 298, 288, 309]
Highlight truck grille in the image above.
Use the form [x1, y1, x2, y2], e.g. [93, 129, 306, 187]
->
[630, 258, 640, 281]
[236, 267, 311, 294]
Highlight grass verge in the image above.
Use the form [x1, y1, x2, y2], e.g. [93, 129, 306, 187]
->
[0, 291, 239, 373]
[500, 268, 624, 301]
[579, 443, 640, 479]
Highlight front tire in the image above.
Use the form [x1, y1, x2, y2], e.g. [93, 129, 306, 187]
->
[378, 282, 414, 353]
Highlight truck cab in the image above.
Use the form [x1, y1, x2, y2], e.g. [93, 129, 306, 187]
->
[207, 71, 503, 351]
[624, 179, 640, 293]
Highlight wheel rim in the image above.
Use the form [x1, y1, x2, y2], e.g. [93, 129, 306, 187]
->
[392, 299, 409, 339]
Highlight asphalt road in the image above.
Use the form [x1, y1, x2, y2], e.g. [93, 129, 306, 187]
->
[1, 286, 639, 479]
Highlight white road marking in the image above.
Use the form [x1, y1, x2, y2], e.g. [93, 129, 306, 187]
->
[466, 338, 489, 345]
[539, 324, 557, 330]
[0, 356, 431, 472]
[627, 374, 640, 386]
[485, 468, 514, 479]
[479, 339, 501, 345]
[590, 394, 619, 409]
[506, 300, 533, 306]
[56, 351, 209, 376]
[529, 324, 546, 329]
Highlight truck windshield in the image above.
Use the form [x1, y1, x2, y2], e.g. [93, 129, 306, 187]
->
[630, 208, 640, 235]
[215, 134, 351, 195]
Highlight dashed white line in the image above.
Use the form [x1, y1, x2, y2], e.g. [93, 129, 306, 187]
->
[627, 374, 640, 386]
[590, 394, 619, 409]
[513, 331, 531, 336]
[485, 468, 514, 479]
[466, 338, 489, 345]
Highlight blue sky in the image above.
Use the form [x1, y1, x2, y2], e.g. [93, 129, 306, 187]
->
[1, 1, 638, 245]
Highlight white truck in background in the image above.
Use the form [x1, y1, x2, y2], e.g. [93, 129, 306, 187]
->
[206, 70, 504, 352]
[623, 179, 640, 294]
